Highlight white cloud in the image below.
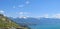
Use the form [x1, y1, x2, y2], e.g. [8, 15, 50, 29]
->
[51, 14, 60, 18]
[43, 14, 49, 18]
[18, 12, 31, 18]
[18, 12, 60, 19]
[19, 16, 27, 19]
[25, 1, 30, 4]
[19, 12, 24, 15]
[24, 12, 31, 14]
[37, 14, 49, 18]
[0, 10, 4, 14]
[4, 14, 6, 16]
[18, 5, 24, 8]
[38, 14, 60, 18]
[19, 12, 31, 15]
[0, 10, 7, 16]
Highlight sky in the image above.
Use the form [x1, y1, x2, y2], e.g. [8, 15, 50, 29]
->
[0, 0, 60, 18]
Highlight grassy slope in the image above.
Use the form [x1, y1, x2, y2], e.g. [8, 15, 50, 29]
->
[0, 14, 29, 29]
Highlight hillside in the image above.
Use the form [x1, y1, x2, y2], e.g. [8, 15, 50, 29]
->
[0, 14, 29, 29]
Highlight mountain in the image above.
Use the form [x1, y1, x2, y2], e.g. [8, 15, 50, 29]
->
[0, 14, 29, 29]
[10, 17, 60, 26]
[40, 18, 60, 24]
[9, 17, 38, 25]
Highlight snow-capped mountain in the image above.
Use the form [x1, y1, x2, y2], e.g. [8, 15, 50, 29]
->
[9, 17, 60, 26]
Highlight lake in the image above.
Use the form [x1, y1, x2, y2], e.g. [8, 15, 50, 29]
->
[29, 24, 60, 29]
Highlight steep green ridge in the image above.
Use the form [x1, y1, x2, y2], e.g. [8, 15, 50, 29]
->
[0, 14, 29, 29]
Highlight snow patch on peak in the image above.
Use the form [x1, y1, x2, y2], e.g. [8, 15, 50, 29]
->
[19, 16, 28, 19]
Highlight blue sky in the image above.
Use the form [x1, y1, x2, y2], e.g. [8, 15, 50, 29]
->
[0, 0, 60, 18]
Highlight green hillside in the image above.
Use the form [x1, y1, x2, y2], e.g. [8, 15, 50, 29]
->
[0, 14, 29, 29]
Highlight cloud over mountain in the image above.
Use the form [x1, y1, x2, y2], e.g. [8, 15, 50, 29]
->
[0, 10, 4, 14]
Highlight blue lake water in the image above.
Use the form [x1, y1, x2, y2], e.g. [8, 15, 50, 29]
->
[29, 24, 60, 29]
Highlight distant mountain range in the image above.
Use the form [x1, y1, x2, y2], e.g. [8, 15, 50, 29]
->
[9, 17, 60, 26]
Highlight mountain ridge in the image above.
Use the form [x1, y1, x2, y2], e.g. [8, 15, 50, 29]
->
[9, 17, 60, 26]
[0, 14, 29, 29]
